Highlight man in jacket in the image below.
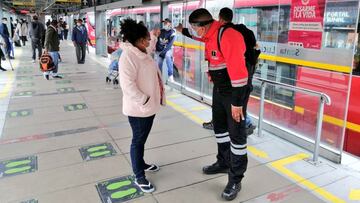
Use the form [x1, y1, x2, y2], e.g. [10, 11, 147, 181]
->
[44, 20, 62, 80]
[178, 8, 249, 201]
[0, 18, 14, 59]
[156, 18, 176, 82]
[29, 16, 45, 63]
[72, 19, 89, 64]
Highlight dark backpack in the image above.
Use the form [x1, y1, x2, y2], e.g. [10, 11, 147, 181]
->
[217, 23, 261, 78]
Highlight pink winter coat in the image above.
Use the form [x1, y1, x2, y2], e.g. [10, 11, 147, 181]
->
[119, 42, 165, 117]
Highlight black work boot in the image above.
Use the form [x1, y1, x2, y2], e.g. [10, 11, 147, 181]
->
[202, 120, 214, 130]
[202, 162, 229, 174]
[221, 182, 241, 201]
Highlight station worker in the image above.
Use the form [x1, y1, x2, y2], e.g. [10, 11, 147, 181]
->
[179, 8, 250, 201]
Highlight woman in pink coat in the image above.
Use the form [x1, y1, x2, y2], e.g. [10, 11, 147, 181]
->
[119, 19, 165, 193]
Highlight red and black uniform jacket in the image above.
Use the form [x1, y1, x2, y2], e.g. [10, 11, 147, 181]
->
[201, 21, 248, 107]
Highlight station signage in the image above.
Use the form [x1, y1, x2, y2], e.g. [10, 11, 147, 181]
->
[324, 1, 358, 27]
[13, 0, 35, 6]
[288, 0, 326, 50]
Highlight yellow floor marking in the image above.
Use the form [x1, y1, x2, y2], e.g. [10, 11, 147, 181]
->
[166, 94, 181, 99]
[166, 99, 204, 125]
[0, 71, 14, 99]
[167, 99, 270, 159]
[0, 49, 22, 99]
[248, 146, 269, 159]
[349, 189, 360, 200]
[190, 106, 209, 111]
[270, 153, 345, 203]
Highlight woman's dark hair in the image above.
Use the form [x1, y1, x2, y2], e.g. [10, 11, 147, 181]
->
[120, 18, 148, 45]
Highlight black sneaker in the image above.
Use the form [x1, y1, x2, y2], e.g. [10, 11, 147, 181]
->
[202, 162, 229, 175]
[221, 182, 241, 201]
[144, 164, 160, 172]
[0, 66, 6, 71]
[135, 178, 155, 193]
[246, 124, 256, 136]
[203, 121, 214, 130]
[52, 75, 63, 79]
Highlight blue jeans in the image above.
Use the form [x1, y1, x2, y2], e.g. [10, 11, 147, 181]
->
[156, 50, 173, 77]
[246, 115, 252, 127]
[3, 37, 11, 56]
[48, 51, 59, 74]
[128, 115, 155, 179]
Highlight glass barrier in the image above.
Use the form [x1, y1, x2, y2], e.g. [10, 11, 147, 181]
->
[94, 0, 360, 158]
[169, 2, 187, 88]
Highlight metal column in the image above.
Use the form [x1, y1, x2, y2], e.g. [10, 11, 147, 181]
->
[160, 1, 169, 29]
[0, 1, 3, 20]
[95, 10, 107, 56]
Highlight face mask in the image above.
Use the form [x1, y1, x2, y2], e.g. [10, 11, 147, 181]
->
[190, 26, 205, 38]
[163, 25, 171, 30]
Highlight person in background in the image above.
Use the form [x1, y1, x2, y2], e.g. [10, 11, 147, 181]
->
[29, 15, 45, 63]
[46, 19, 51, 28]
[73, 19, 78, 28]
[57, 22, 64, 41]
[44, 19, 62, 80]
[72, 19, 89, 64]
[119, 18, 165, 194]
[156, 18, 176, 82]
[63, 21, 69, 40]
[19, 19, 28, 46]
[0, 18, 14, 59]
[10, 17, 15, 38]
[0, 43, 6, 71]
[147, 27, 160, 57]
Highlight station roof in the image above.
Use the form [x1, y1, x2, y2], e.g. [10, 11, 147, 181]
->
[2, 0, 82, 15]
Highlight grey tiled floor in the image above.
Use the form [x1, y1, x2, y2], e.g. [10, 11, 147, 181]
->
[0, 43, 358, 203]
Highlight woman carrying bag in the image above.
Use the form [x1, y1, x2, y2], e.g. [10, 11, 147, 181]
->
[119, 18, 165, 193]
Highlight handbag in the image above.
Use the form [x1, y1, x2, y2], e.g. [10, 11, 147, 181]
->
[39, 51, 55, 72]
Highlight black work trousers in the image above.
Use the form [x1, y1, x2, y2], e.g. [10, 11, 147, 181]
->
[212, 85, 251, 184]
